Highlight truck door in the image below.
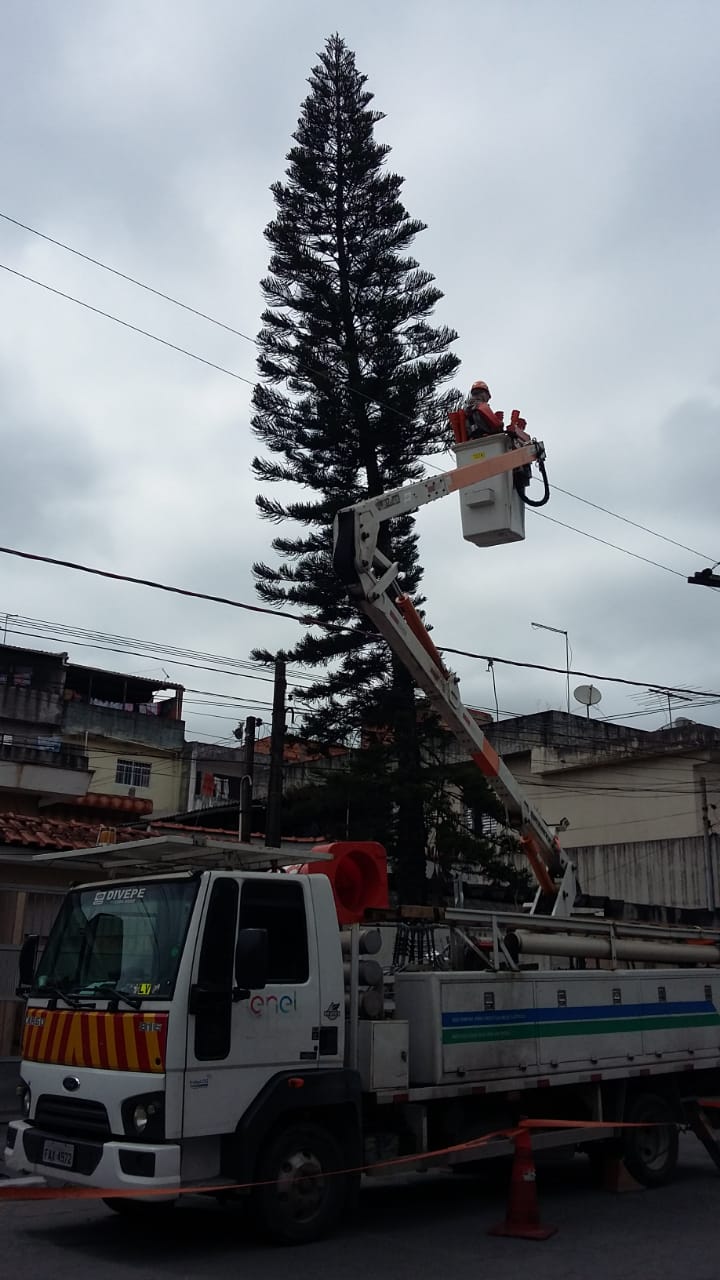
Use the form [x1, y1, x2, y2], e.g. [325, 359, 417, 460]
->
[183, 875, 321, 1140]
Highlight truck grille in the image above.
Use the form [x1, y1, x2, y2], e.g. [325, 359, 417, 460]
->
[35, 1095, 111, 1141]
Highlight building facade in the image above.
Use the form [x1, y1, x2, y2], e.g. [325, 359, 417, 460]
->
[0, 644, 186, 820]
[485, 712, 720, 849]
[0, 646, 93, 812]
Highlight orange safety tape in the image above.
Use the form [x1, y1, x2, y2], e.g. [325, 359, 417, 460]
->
[0, 1127, 513, 1202]
[0, 1116, 673, 1203]
[518, 1118, 654, 1132]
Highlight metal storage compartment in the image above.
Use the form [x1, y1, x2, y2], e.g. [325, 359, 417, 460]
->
[454, 433, 526, 546]
[358, 1020, 409, 1091]
[393, 969, 720, 1087]
[394, 971, 536, 1085]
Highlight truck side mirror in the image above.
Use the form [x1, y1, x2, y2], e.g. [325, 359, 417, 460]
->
[16, 934, 39, 996]
[235, 927, 268, 997]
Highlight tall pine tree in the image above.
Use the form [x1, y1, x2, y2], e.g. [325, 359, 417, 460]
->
[251, 35, 461, 901]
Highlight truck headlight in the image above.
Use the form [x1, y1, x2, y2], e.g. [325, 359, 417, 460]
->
[122, 1091, 164, 1140]
[132, 1104, 149, 1134]
[18, 1083, 31, 1118]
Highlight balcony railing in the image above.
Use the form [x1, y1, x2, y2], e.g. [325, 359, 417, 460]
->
[0, 686, 63, 726]
[63, 700, 184, 750]
[0, 737, 89, 771]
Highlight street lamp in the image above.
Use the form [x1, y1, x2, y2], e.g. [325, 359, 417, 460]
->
[531, 622, 570, 715]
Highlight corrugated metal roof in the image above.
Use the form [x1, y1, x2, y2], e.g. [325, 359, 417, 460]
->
[66, 661, 182, 691]
[0, 643, 68, 663]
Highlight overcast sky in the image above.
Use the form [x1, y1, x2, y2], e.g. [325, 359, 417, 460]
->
[1, 0, 719, 750]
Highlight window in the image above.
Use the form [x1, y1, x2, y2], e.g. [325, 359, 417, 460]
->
[468, 808, 499, 838]
[115, 758, 152, 788]
[194, 771, 240, 803]
[239, 880, 309, 983]
[195, 879, 238, 1061]
[34, 880, 199, 1000]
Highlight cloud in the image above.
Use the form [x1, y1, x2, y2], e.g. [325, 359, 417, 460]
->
[0, 0, 719, 750]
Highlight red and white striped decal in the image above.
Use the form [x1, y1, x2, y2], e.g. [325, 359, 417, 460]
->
[22, 1008, 168, 1073]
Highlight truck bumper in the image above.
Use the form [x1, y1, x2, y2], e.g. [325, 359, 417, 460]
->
[4, 1120, 181, 1198]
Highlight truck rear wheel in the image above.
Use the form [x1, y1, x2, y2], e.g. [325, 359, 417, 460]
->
[622, 1092, 679, 1187]
[254, 1122, 347, 1244]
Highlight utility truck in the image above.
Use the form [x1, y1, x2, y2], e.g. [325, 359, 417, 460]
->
[6, 418, 720, 1242]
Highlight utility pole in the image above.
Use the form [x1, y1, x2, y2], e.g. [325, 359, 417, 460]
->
[239, 715, 259, 843]
[700, 776, 716, 909]
[265, 655, 287, 849]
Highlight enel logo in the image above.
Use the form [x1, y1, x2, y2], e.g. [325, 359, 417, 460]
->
[249, 992, 297, 1016]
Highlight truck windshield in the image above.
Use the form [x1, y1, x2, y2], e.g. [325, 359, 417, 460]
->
[32, 879, 199, 1001]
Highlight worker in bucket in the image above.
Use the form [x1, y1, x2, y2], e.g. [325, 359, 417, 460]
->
[464, 380, 505, 439]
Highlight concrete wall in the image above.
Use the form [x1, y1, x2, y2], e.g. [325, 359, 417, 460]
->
[181, 742, 249, 811]
[0, 686, 63, 730]
[507, 753, 718, 848]
[572, 834, 720, 910]
[64, 700, 185, 751]
[84, 748, 184, 817]
[0, 757, 93, 799]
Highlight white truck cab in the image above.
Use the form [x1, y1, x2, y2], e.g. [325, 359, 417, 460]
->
[6, 865, 357, 1241]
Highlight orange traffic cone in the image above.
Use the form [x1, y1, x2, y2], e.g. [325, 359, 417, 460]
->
[489, 1127, 558, 1241]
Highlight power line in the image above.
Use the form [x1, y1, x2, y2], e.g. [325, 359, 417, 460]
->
[14, 625, 716, 777]
[567, 807, 700, 838]
[440, 646, 720, 700]
[3, 625, 306, 688]
[552, 485, 718, 564]
[0, 542, 307, 621]
[25, 708, 715, 797]
[0, 261, 257, 388]
[3, 614, 317, 686]
[1, 258, 705, 589]
[3, 217, 713, 587]
[4, 210, 716, 589]
[424, 457, 697, 579]
[0, 214, 410, 425]
[4, 542, 720, 703]
[66, 734, 719, 799]
[529, 510, 686, 578]
[0, 211, 261, 344]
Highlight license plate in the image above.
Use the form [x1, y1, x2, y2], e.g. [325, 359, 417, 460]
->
[42, 1140, 74, 1169]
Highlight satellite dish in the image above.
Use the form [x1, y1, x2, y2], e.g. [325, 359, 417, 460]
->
[574, 684, 602, 717]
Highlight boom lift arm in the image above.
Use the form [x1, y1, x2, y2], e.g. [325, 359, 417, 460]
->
[333, 438, 579, 917]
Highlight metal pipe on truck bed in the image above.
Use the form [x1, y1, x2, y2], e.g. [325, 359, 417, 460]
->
[343, 958, 383, 986]
[508, 930, 720, 966]
[340, 928, 382, 956]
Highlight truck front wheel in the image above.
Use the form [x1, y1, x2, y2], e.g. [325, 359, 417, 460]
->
[254, 1122, 348, 1244]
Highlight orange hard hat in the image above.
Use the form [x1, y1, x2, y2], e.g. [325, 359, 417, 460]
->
[471, 379, 490, 394]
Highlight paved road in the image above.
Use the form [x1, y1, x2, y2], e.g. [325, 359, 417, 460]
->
[1, 1136, 717, 1280]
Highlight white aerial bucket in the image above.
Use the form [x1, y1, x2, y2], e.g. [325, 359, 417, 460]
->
[454, 432, 527, 547]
